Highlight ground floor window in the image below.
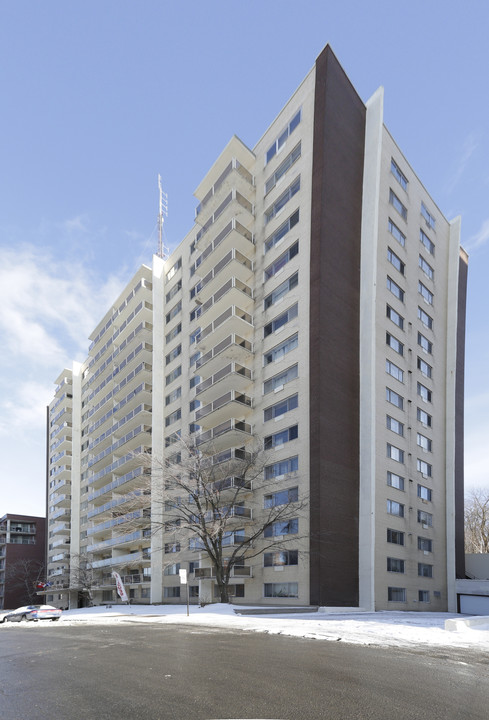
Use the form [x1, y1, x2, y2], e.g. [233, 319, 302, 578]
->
[418, 590, 430, 603]
[102, 590, 114, 602]
[388, 586, 406, 602]
[213, 584, 244, 598]
[189, 586, 199, 598]
[264, 582, 298, 598]
[164, 586, 181, 599]
[141, 587, 150, 599]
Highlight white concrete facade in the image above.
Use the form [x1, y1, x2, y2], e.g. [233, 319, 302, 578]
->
[46, 45, 466, 610]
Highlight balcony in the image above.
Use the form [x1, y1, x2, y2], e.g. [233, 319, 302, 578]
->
[87, 508, 150, 539]
[212, 476, 252, 493]
[194, 249, 253, 306]
[196, 278, 254, 326]
[195, 565, 252, 579]
[50, 493, 72, 508]
[195, 221, 255, 278]
[50, 522, 71, 535]
[51, 537, 70, 549]
[87, 529, 143, 554]
[88, 466, 151, 504]
[201, 447, 252, 471]
[195, 334, 253, 377]
[50, 552, 70, 564]
[196, 309, 253, 366]
[50, 507, 70, 522]
[196, 391, 252, 428]
[195, 160, 254, 221]
[196, 419, 253, 452]
[196, 364, 252, 403]
[90, 551, 145, 570]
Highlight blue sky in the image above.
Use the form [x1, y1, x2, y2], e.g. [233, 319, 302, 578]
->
[1, 0, 488, 516]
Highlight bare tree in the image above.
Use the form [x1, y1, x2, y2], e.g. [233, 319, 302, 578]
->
[465, 488, 489, 554]
[69, 552, 97, 606]
[141, 437, 308, 603]
[4, 559, 45, 605]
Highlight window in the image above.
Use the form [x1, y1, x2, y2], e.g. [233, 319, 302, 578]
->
[166, 300, 182, 324]
[418, 281, 433, 305]
[386, 332, 404, 356]
[265, 177, 301, 224]
[418, 510, 433, 527]
[189, 422, 201, 434]
[264, 303, 298, 337]
[417, 408, 432, 428]
[265, 242, 299, 280]
[386, 305, 404, 330]
[189, 399, 200, 412]
[164, 586, 181, 598]
[387, 471, 404, 491]
[418, 333, 432, 354]
[418, 484, 432, 501]
[417, 433, 432, 452]
[163, 563, 180, 576]
[165, 387, 181, 406]
[389, 189, 407, 220]
[418, 308, 433, 331]
[264, 364, 298, 394]
[189, 327, 201, 345]
[417, 357, 432, 378]
[387, 276, 404, 302]
[190, 351, 201, 367]
[264, 272, 298, 309]
[386, 387, 404, 410]
[265, 109, 301, 164]
[418, 537, 432, 552]
[387, 528, 405, 545]
[387, 499, 404, 517]
[264, 333, 298, 365]
[264, 486, 298, 508]
[417, 459, 432, 477]
[418, 590, 430, 603]
[387, 443, 404, 463]
[190, 306, 202, 322]
[418, 563, 433, 578]
[264, 582, 299, 598]
[265, 143, 301, 194]
[189, 561, 199, 574]
[190, 281, 202, 300]
[264, 518, 298, 537]
[386, 360, 404, 383]
[189, 586, 199, 598]
[419, 255, 434, 280]
[420, 229, 435, 255]
[264, 425, 298, 450]
[166, 258, 182, 282]
[265, 210, 299, 253]
[387, 415, 404, 436]
[421, 202, 436, 229]
[417, 382, 432, 403]
[165, 430, 181, 447]
[264, 550, 298, 567]
[264, 456, 298, 479]
[165, 409, 181, 427]
[387, 557, 405, 573]
[388, 218, 406, 247]
[166, 323, 182, 343]
[387, 247, 405, 275]
[165, 344, 182, 365]
[166, 366, 182, 386]
[190, 375, 200, 389]
[166, 280, 182, 303]
[391, 159, 408, 190]
[164, 543, 180, 553]
[388, 587, 406, 602]
[264, 394, 298, 422]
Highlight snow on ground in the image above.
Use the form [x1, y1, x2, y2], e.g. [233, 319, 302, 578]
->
[2, 603, 489, 650]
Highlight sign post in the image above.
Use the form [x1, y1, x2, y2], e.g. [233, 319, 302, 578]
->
[179, 568, 189, 616]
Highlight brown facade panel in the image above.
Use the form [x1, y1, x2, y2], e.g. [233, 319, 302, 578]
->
[309, 46, 366, 606]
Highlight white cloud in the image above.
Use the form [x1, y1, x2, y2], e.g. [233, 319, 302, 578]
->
[0, 243, 126, 366]
[0, 380, 53, 435]
[465, 218, 489, 253]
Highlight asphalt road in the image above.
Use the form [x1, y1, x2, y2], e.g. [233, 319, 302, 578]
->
[0, 623, 488, 720]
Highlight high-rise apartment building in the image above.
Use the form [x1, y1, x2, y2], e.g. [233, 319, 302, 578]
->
[46, 45, 467, 611]
[0, 514, 46, 609]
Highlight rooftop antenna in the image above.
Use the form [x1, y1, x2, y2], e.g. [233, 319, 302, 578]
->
[157, 174, 169, 259]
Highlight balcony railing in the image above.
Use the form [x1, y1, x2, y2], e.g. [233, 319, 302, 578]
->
[194, 565, 252, 579]
[196, 391, 252, 422]
[195, 160, 254, 219]
[196, 419, 252, 448]
[87, 530, 143, 554]
[195, 334, 252, 373]
[201, 447, 252, 469]
[88, 465, 151, 503]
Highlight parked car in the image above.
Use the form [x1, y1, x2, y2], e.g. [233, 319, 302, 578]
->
[0, 605, 62, 623]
